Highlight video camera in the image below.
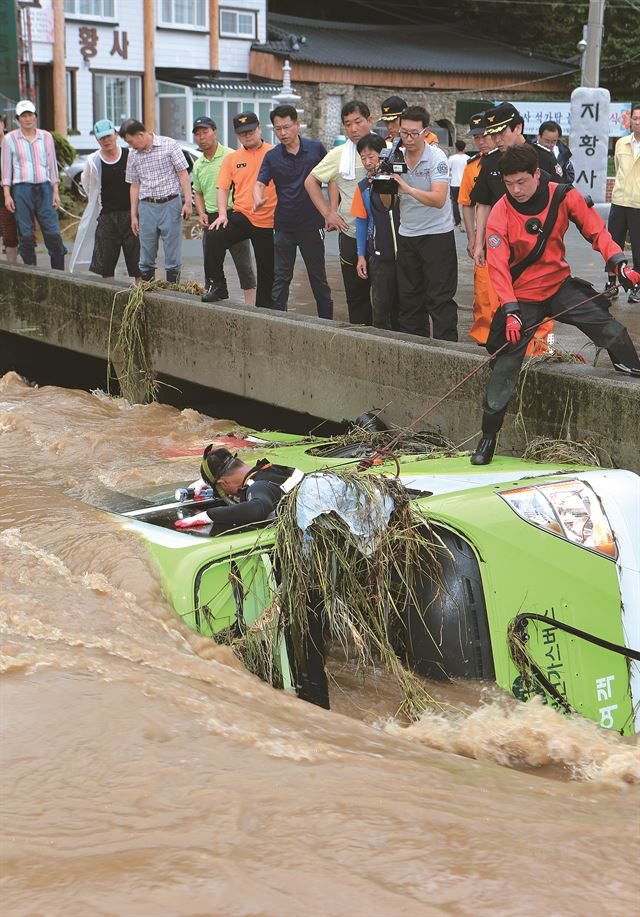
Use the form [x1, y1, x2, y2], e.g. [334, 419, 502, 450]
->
[371, 136, 407, 195]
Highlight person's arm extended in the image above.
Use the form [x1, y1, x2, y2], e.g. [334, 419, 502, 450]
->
[2, 137, 15, 212]
[393, 176, 448, 209]
[473, 203, 491, 267]
[253, 179, 268, 212]
[304, 173, 348, 232]
[130, 182, 140, 235]
[567, 187, 628, 270]
[304, 172, 329, 219]
[485, 205, 516, 306]
[194, 190, 208, 228]
[462, 204, 476, 259]
[175, 482, 280, 529]
[210, 186, 230, 229]
[178, 169, 192, 219]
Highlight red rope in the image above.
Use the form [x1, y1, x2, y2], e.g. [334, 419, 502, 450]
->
[357, 288, 608, 472]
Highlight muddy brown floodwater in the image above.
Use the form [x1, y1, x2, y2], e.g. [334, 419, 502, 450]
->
[1, 372, 638, 917]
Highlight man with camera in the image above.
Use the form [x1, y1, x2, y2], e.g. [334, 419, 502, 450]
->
[392, 106, 458, 340]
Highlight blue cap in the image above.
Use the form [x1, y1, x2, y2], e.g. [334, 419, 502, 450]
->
[94, 119, 116, 139]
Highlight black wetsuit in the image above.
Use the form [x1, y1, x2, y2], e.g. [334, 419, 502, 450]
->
[204, 460, 299, 525]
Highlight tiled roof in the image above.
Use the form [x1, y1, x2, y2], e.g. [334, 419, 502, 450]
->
[156, 69, 279, 92]
[253, 13, 569, 76]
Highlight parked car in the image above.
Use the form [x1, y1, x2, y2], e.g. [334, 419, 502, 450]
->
[63, 140, 203, 202]
[105, 426, 640, 736]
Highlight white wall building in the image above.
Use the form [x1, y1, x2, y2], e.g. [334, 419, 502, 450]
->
[25, 0, 276, 150]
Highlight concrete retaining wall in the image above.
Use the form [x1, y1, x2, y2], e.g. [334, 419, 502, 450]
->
[1, 264, 639, 472]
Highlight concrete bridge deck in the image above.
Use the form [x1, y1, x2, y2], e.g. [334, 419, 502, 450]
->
[1, 262, 638, 473]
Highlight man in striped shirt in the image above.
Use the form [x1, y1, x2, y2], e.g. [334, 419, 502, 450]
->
[121, 118, 191, 283]
[1, 100, 66, 269]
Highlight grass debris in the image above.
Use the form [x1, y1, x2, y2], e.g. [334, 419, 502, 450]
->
[107, 279, 205, 402]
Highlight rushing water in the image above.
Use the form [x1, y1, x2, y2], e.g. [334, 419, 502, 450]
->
[1, 372, 638, 917]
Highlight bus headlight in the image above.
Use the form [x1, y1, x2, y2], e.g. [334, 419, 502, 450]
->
[499, 480, 617, 559]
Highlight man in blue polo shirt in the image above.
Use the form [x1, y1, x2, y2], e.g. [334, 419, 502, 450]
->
[253, 105, 332, 318]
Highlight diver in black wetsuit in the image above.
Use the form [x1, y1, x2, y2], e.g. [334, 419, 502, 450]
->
[174, 446, 303, 530]
[175, 445, 328, 708]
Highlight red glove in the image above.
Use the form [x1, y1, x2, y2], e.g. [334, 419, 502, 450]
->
[175, 511, 210, 529]
[616, 263, 640, 292]
[505, 312, 523, 344]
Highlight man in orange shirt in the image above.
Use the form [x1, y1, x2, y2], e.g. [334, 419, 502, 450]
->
[204, 112, 276, 308]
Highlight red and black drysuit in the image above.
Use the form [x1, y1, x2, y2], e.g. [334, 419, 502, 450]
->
[480, 178, 640, 436]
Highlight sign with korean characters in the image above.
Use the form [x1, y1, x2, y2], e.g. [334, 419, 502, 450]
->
[569, 87, 610, 203]
[504, 99, 632, 137]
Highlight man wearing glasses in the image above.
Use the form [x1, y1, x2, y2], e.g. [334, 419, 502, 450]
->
[393, 105, 458, 340]
[207, 112, 277, 309]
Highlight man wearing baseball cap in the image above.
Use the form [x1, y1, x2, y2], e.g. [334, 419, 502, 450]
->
[380, 95, 439, 146]
[1, 100, 66, 269]
[471, 102, 561, 352]
[205, 112, 277, 308]
[191, 116, 256, 305]
[380, 95, 408, 143]
[458, 111, 500, 344]
[70, 119, 140, 279]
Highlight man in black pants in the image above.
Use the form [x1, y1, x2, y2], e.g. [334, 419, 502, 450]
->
[393, 105, 459, 340]
[470, 145, 640, 465]
[204, 112, 276, 308]
[305, 100, 374, 324]
[253, 105, 332, 317]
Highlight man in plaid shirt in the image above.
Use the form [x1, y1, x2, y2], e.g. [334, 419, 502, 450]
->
[121, 118, 192, 282]
[1, 99, 66, 269]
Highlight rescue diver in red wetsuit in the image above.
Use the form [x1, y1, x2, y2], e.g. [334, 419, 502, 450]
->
[470, 144, 640, 466]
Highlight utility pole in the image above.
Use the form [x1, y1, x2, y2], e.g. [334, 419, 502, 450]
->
[143, 0, 156, 131]
[583, 0, 605, 87]
[52, 0, 67, 135]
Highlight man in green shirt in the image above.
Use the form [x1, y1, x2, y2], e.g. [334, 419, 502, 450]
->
[192, 117, 255, 304]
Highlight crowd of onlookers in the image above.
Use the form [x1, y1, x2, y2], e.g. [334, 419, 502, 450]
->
[1, 95, 639, 342]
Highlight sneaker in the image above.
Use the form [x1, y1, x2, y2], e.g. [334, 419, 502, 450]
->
[470, 435, 497, 465]
[628, 289, 640, 304]
[201, 284, 229, 303]
[603, 280, 618, 300]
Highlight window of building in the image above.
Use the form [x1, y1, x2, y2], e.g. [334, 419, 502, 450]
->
[159, 0, 207, 29]
[64, 0, 116, 19]
[219, 8, 257, 39]
[93, 74, 142, 128]
[66, 70, 77, 133]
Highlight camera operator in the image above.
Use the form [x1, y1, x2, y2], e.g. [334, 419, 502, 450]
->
[350, 133, 400, 329]
[393, 106, 458, 341]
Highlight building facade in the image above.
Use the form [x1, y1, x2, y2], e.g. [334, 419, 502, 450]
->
[250, 13, 576, 151]
[10, 0, 277, 150]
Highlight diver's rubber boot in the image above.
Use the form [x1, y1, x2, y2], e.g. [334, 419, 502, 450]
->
[470, 435, 496, 466]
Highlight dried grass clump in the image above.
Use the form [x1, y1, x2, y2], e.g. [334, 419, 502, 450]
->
[308, 427, 457, 459]
[273, 471, 448, 717]
[522, 436, 611, 467]
[107, 280, 205, 403]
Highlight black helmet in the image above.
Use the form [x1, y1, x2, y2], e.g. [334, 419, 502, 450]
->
[200, 446, 237, 485]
